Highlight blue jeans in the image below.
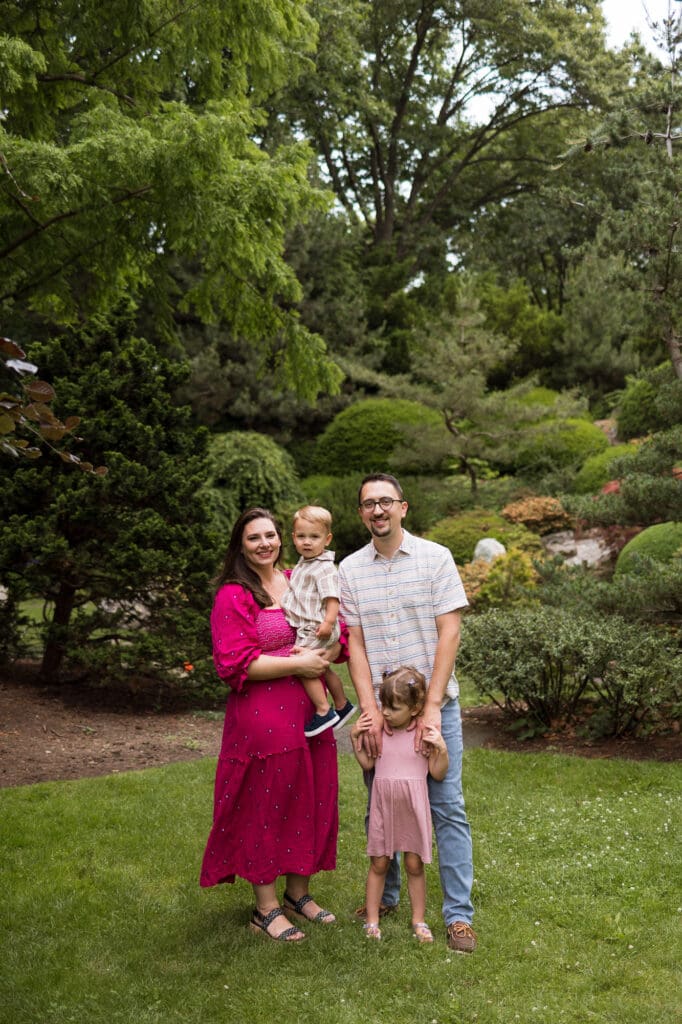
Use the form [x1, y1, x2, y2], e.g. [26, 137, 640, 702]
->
[363, 698, 474, 925]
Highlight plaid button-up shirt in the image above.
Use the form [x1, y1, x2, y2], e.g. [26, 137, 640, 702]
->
[338, 530, 468, 703]
[281, 549, 340, 644]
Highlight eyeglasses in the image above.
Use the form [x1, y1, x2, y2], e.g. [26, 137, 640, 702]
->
[359, 497, 403, 511]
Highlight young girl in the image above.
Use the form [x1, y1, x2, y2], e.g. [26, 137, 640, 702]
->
[350, 666, 449, 943]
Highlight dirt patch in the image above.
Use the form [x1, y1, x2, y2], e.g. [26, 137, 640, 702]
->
[0, 675, 227, 788]
[1, 668, 680, 788]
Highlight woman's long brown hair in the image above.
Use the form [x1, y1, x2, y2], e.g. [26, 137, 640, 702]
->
[214, 508, 283, 608]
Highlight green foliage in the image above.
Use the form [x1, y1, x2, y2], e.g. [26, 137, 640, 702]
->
[515, 386, 563, 410]
[202, 431, 302, 539]
[512, 417, 609, 476]
[565, 424, 682, 529]
[573, 444, 639, 494]
[466, 549, 539, 611]
[476, 277, 565, 385]
[311, 398, 446, 476]
[616, 363, 679, 440]
[1, 1, 342, 403]
[460, 607, 680, 735]
[426, 508, 541, 565]
[0, 315, 216, 686]
[535, 555, 682, 633]
[501, 495, 573, 535]
[616, 523, 682, 576]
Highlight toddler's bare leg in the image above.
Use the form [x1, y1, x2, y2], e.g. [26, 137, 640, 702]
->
[301, 677, 331, 716]
[404, 851, 427, 925]
[324, 667, 348, 710]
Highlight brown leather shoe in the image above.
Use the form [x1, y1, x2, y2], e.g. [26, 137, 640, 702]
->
[354, 901, 399, 920]
[446, 920, 477, 953]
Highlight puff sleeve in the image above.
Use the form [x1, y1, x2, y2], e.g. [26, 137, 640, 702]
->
[210, 584, 263, 693]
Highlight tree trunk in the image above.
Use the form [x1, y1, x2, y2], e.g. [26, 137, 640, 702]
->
[40, 578, 77, 680]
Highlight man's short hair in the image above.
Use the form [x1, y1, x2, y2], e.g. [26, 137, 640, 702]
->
[292, 505, 333, 531]
[358, 473, 404, 506]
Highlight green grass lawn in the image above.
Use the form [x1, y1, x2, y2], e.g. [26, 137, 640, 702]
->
[1, 750, 680, 1024]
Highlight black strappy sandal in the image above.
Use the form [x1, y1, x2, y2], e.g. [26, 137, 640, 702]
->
[283, 891, 336, 924]
[249, 906, 306, 942]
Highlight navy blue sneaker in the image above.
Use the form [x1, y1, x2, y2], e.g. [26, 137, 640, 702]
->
[304, 708, 340, 737]
[332, 699, 357, 730]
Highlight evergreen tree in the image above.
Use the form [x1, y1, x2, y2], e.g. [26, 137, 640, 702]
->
[0, 313, 216, 685]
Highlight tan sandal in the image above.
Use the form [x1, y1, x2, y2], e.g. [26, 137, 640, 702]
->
[412, 921, 434, 944]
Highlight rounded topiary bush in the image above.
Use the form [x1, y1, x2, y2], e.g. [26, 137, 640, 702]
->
[425, 508, 541, 565]
[615, 521, 682, 575]
[573, 444, 639, 495]
[515, 386, 562, 412]
[202, 431, 302, 537]
[311, 398, 446, 476]
[513, 417, 609, 476]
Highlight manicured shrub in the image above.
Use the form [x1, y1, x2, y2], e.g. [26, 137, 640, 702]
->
[459, 607, 680, 735]
[573, 444, 639, 494]
[425, 508, 541, 565]
[616, 363, 676, 441]
[513, 417, 609, 476]
[311, 398, 446, 476]
[501, 495, 572, 535]
[515, 386, 562, 411]
[202, 431, 302, 537]
[615, 522, 682, 576]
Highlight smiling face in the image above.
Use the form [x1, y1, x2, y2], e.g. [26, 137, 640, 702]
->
[240, 516, 282, 573]
[292, 519, 332, 560]
[358, 479, 408, 543]
[381, 697, 419, 731]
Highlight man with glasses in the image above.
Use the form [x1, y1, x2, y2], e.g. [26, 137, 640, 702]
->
[338, 472, 476, 952]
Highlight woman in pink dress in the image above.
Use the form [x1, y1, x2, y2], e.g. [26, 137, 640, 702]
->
[350, 666, 449, 943]
[200, 508, 345, 942]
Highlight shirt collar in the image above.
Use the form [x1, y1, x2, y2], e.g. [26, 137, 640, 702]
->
[369, 529, 413, 560]
[299, 549, 335, 563]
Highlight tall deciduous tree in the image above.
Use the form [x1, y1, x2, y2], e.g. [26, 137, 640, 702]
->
[0, 0, 341, 399]
[275, 0, 627, 282]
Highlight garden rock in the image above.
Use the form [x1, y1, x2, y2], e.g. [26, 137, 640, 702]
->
[473, 537, 506, 562]
[542, 529, 612, 568]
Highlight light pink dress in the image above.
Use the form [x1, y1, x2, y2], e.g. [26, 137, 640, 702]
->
[366, 726, 433, 863]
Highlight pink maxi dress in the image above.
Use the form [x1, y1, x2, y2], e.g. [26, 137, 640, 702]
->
[200, 582, 342, 887]
[366, 726, 433, 863]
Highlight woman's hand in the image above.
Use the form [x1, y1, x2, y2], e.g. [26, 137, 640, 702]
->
[291, 648, 331, 679]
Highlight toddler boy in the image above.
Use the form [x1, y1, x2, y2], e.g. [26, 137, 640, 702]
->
[282, 505, 356, 737]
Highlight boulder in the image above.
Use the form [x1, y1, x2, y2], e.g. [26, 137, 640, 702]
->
[473, 537, 506, 563]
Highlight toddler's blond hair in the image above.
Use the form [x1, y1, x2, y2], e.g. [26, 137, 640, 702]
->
[292, 505, 333, 531]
